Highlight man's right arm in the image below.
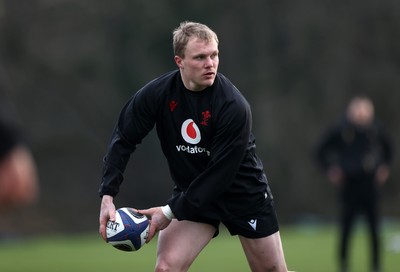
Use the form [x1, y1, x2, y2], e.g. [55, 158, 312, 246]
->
[98, 87, 158, 197]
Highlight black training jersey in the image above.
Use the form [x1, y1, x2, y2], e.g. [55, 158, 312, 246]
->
[316, 118, 393, 177]
[99, 70, 272, 220]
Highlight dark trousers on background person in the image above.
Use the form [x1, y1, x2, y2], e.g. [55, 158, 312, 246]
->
[338, 174, 381, 272]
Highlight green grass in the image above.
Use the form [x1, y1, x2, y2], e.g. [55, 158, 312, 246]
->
[0, 223, 399, 271]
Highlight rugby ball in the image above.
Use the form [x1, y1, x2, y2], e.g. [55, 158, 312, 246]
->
[106, 207, 150, 251]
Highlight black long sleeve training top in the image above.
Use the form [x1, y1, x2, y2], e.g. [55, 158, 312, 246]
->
[315, 118, 393, 177]
[99, 70, 272, 221]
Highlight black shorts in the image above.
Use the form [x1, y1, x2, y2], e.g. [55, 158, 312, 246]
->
[188, 198, 279, 239]
[222, 200, 279, 238]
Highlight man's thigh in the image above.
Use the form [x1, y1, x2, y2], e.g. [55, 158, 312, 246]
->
[239, 231, 288, 272]
[156, 219, 217, 270]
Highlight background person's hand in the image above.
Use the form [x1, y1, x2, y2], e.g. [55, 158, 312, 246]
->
[327, 165, 344, 187]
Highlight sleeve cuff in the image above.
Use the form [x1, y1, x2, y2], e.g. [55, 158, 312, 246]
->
[161, 204, 175, 220]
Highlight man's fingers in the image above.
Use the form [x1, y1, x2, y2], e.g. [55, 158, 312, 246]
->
[137, 208, 152, 217]
[98, 196, 116, 242]
[99, 214, 110, 241]
[137, 207, 170, 243]
[146, 219, 157, 243]
[99, 224, 107, 241]
[109, 211, 116, 221]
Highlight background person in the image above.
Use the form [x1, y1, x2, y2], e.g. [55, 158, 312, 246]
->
[0, 117, 38, 211]
[315, 96, 393, 272]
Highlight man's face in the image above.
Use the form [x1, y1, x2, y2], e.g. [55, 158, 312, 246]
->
[347, 99, 374, 127]
[175, 37, 219, 92]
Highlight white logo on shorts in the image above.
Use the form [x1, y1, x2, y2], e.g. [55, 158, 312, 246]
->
[248, 219, 257, 231]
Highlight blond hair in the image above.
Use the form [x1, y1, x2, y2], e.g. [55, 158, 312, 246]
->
[173, 21, 219, 57]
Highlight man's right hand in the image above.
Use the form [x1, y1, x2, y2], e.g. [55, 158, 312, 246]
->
[99, 195, 116, 241]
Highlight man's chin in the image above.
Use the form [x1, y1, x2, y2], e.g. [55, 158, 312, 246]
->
[202, 78, 215, 87]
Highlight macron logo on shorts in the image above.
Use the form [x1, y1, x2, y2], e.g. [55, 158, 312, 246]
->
[248, 219, 257, 231]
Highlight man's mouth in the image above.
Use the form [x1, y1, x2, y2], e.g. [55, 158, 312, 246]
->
[203, 71, 215, 77]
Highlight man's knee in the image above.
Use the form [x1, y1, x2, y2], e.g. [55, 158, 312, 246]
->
[154, 261, 170, 272]
[155, 255, 190, 272]
[154, 259, 172, 272]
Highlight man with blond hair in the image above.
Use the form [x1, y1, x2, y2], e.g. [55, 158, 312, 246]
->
[99, 21, 288, 271]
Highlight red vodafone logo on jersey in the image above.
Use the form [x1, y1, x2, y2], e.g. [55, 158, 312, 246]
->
[181, 119, 201, 144]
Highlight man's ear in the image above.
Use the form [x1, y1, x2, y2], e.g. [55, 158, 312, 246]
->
[174, 56, 183, 68]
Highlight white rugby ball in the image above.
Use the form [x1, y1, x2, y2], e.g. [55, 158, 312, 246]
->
[106, 207, 150, 251]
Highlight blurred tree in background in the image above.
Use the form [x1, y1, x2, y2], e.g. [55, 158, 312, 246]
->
[0, 0, 399, 233]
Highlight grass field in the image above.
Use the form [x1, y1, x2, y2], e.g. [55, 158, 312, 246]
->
[0, 223, 399, 272]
